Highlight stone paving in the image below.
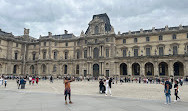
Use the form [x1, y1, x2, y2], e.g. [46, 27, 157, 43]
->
[0, 80, 188, 111]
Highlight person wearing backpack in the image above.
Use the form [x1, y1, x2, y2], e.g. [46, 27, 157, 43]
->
[164, 78, 172, 104]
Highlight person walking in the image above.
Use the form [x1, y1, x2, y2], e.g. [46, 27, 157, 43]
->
[64, 77, 74, 104]
[174, 80, 180, 102]
[105, 77, 112, 96]
[164, 78, 172, 105]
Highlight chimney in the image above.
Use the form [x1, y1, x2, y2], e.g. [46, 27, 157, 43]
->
[152, 27, 155, 32]
[64, 30, 68, 34]
[179, 24, 183, 30]
[24, 28, 30, 36]
[48, 32, 52, 37]
[165, 25, 169, 31]
[140, 28, 143, 33]
[128, 30, 131, 34]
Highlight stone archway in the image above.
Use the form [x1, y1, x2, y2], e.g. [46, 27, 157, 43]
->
[159, 62, 168, 76]
[93, 64, 99, 77]
[132, 63, 140, 76]
[13, 65, 19, 74]
[120, 63, 127, 75]
[173, 62, 184, 76]
[145, 62, 154, 76]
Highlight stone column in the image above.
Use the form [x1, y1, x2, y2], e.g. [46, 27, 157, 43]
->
[154, 61, 159, 76]
[127, 62, 132, 76]
[140, 62, 145, 76]
[168, 60, 173, 76]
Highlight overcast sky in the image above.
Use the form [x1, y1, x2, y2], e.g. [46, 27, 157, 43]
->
[0, 0, 188, 38]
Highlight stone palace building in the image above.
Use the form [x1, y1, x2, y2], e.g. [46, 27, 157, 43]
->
[0, 13, 188, 78]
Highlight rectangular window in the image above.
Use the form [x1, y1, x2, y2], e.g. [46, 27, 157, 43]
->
[43, 52, 46, 59]
[34, 44, 36, 48]
[187, 45, 188, 53]
[106, 70, 109, 77]
[146, 48, 151, 56]
[95, 39, 98, 43]
[172, 34, 176, 40]
[33, 53, 36, 60]
[173, 46, 178, 55]
[146, 37, 150, 42]
[77, 41, 80, 46]
[15, 53, 18, 60]
[159, 47, 164, 56]
[65, 52, 68, 59]
[54, 52, 57, 60]
[0, 40, 1, 45]
[134, 38, 137, 43]
[123, 39, 126, 44]
[16, 43, 18, 47]
[123, 49, 126, 57]
[85, 40, 87, 44]
[84, 50, 87, 58]
[55, 42, 57, 46]
[187, 33, 188, 39]
[106, 38, 109, 42]
[77, 51, 80, 59]
[84, 70, 87, 77]
[65, 42, 68, 47]
[134, 49, 138, 57]
[44, 42, 46, 46]
[159, 35, 163, 41]
[106, 48, 109, 57]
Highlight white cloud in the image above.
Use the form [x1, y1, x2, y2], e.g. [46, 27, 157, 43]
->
[0, 0, 188, 38]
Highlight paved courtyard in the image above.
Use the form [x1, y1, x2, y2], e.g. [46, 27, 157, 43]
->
[0, 80, 188, 111]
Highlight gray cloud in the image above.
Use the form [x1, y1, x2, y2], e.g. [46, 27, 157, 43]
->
[0, 0, 188, 38]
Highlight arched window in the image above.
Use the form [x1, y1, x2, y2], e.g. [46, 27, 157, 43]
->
[13, 65, 18, 74]
[95, 26, 99, 34]
[93, 47, 99, 59]
[76, 65, 79, 74]
[53, 65, 57, 72]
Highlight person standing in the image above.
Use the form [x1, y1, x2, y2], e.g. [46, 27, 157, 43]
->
[36, 77, 39, 84]
[29, 76, 32, 85]
[50, 76, 53, 83]
[32, 77, 35, 85]
[4, 79, 7, 88]
[64, 77, 74, 104]
[164, 78, 172, 104]
[105, 77, 112, 96]
[174, 80, 180, 102]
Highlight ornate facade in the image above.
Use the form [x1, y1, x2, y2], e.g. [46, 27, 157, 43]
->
[0, 13, 188, 78]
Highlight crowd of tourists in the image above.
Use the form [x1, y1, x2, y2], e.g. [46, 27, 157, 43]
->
[0, 74, 187, 105]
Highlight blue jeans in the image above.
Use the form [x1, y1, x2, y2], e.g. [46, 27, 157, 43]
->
[166, 94, 171, 104]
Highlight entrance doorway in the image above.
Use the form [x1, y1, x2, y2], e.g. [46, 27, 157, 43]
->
[93, 64, 99, 77]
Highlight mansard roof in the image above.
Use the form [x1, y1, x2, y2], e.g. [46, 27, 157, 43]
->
[121, 25, 188, 35]
[40, 33, 76, 40]
[0, 29, 13, 36]
[85, 13, 112, 35]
